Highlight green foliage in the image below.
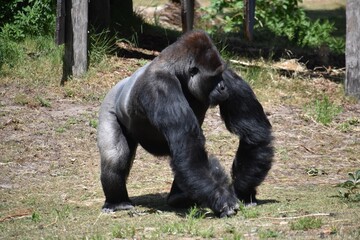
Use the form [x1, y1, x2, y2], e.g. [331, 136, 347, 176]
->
[337, 170, 360, 202]
[304, 95, 342, 125]
[0, 0, 23, 27]
[53, 205, 73, 220]
[224, 225, 243, 239]
[0, 36, 23, 69]
[203, 0, 345, 53]
[0, 1, 57, 70]
[31, 211, 41, 223]
[259, 229, 280, 239]
[239, 204, 260, 218]
[89, 119, 98, 129]
[337, 118, 360, 132]
[290, 217, 322, 230]
[55, 127, 66, 133]
[161, 207, 214, 237]
[89, 29, 117, 65]
[36, 96, 51, 108]
[112, 224, 136, 239]
[0, 0, 56, 40]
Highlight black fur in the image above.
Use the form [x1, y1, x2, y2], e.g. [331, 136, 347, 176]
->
[219, 69, 274, 205]
[97, 30, 273, 217]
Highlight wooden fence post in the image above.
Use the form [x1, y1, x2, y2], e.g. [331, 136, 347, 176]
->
[58, 0, 88, 84]
[244, 0, 256, 41]
[345, 0, 360, 99]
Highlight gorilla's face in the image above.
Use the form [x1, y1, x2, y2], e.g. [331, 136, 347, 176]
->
[187, 49, 225, 104]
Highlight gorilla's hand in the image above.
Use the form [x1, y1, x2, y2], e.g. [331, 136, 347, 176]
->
[212, 190, 239, 218]
[209, 81, 229, 106]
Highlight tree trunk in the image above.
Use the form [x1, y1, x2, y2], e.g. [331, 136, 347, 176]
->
[346, 0, 360, 99]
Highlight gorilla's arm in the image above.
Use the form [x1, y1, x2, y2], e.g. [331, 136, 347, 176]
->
[140, 72, 238, 217]
[219, 69, 274, 205]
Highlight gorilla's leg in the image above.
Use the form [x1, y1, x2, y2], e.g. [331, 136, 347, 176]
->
[231, 141, 273, 206]
[219, 69, 273, 205]
[98, 110, 138, 212]
[167, 176, 196, 208]
[167, 156, 232, 209]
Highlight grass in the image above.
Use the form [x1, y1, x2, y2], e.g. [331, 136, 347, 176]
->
[2, 183, 359, 239]
[290, 217, 323, 231]
[304, 95, 343, 125]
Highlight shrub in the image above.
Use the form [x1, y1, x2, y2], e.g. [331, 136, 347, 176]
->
[0, 1, 56, 70]
[202, 0, 345, 53]
[0, 0, 56, 40]
[337, 170, 360, 202]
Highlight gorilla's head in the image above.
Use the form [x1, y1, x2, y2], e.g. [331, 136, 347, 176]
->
[160, 30, 227, 105]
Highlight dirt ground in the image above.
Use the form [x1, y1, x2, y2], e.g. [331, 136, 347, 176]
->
[0, 50, 359, 238]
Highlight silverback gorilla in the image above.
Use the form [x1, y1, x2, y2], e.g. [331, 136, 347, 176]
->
[97, 30, 273, 218]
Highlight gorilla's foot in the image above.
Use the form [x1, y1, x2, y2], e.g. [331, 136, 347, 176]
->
[244, 201, 257, 207]
[102, 201, 134, 213]
[236, 191, 258, 207]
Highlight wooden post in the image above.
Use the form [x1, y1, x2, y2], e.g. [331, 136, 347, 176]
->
[181, 0, 194, 32]
[71, 0, 88, 77]
[244, 0, 256, 41]
[60, 0, 88, 84]
[346, 0, 360, 99]
[55, 0, 65, 45]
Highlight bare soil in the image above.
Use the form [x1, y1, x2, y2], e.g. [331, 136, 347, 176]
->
[1, 52, 359, 239]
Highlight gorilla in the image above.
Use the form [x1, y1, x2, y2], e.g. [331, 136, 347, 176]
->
[97, 30, 273, 218]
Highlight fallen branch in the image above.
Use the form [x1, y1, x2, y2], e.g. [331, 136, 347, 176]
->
[258, 213, 332, 220]
[0, 209, 32, 222]
[229, 59, 345, 82]
[229, 59, 307, 73]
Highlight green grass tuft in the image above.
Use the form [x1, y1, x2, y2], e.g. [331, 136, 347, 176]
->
[290, 217, 323, 231]
[304, 95, 342, 125]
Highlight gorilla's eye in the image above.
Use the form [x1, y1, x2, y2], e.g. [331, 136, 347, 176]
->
[189, 67, 199, 77]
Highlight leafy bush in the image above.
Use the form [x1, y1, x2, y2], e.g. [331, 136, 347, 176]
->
[337, 170, 360, 202]
[0, 0, 56, 40]
[0, 0, 56, 70]
[203, 0, 345, 53]
[0, 36, 23, 69]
